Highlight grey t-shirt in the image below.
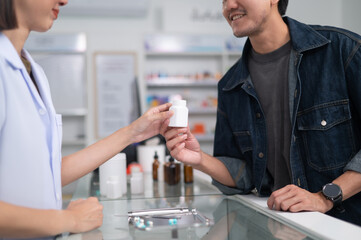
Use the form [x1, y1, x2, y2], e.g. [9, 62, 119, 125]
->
[248, 41, 292, 191]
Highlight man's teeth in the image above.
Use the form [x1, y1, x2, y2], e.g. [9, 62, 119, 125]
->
[232, 15, 244, 21]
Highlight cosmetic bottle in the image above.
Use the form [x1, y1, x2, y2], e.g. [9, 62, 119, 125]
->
[169, 100, 188, 127]
[152, 151, 159, 181]
[166, 157, 180, 185]
[183, 164, 193, 183]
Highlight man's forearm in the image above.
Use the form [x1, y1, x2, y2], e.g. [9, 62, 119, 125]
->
[333, 170, 361, 201]
[196, 152, 236, 187]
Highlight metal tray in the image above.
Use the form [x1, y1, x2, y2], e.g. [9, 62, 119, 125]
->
[128, 207, 213, 231]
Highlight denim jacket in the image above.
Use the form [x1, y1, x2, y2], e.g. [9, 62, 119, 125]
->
[212, 17, 361, 225]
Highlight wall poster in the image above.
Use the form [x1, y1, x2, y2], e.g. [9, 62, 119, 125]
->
[94, 52, 139, 139]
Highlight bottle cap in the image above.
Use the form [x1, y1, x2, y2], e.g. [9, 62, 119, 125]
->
[172, 99, 186, 107]
[154, 151, 158, 159]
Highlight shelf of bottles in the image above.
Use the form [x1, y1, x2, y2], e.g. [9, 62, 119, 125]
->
[144, 34, 245, 152]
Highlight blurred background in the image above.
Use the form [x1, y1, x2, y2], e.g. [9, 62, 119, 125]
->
[23, 0, 361, 196]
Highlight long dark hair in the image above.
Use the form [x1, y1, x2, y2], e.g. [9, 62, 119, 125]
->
[0, 0, 18, 30]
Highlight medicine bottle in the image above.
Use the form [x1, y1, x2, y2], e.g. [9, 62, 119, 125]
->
[169, 100, 188, 127]
[166, 157, 180, 185]
[152, 151, 159, 181]
[183, 164, 193, 183]
[163, 160, 169, 184]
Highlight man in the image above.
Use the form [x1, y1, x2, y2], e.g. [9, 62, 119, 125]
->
[161, 0, 361, 226]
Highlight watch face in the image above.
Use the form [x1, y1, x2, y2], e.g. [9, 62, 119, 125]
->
[323, 183, 341, 198]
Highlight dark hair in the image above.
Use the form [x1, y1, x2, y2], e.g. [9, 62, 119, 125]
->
[278, 0, 289, 16]
[0, 0, 18, 31]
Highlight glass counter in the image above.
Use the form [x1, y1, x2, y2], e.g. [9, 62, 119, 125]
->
[82, 171, 222, 201]
[58, 172, 361, 240]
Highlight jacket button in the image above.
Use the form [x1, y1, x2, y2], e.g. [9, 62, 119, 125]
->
[256, 113, 261, 118]
[258, 152, 264, 158]
[321, 120, 327, 126]
[297, 178, 301, 187]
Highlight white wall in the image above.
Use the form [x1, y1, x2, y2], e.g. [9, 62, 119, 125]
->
[287, 0, 343, 28]
[342, 0, 361, 34]
[288, 0, 361, 35]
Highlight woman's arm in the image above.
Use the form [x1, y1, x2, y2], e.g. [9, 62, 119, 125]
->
[0, 197, 102, 238]
[61, 103, 172, 186]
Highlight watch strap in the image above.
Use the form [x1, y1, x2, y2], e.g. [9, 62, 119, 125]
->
[332, 194, 345, 213]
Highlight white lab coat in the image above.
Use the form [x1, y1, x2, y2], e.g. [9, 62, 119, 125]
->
[0, 32, 63, 210]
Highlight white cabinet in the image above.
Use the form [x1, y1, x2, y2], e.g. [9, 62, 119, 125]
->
[26, 33, 88, 157]
[143, 35, 245, 154]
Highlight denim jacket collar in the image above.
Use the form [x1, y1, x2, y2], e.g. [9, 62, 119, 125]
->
[223, 17, 330, 92]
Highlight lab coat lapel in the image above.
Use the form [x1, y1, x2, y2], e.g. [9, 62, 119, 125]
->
[22, 52, 62, 166]
[22, 50, 55, 113]
[0, 33, 47, 110]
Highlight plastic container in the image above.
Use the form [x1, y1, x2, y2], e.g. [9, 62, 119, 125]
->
[106, 176, 122, 199]
[100, 153, 127, 196]
[131, 171, 144, 194]
[169, 100, 188, 127]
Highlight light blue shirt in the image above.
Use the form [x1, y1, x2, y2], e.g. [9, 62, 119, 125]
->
[0, 32, 63, 210]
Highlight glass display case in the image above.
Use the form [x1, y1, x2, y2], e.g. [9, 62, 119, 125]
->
[55, 172, 361, 240]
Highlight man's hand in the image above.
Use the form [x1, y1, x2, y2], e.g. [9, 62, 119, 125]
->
[267, 184, 333, 213]
[160, 121, 203, 167]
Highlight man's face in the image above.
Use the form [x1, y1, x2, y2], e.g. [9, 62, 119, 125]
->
[222, 0, 273, 38]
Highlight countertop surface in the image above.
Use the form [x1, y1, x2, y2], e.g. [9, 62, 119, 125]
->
[57, 172, 361, 240]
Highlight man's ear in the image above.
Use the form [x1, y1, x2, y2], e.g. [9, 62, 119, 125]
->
[271, 0, 279, 7]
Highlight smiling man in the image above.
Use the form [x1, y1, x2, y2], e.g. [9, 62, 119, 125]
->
[162, 0, 361, 226]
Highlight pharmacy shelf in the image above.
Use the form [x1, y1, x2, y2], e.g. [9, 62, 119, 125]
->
[57, 108, 88, 117]
[62, 139, 87, 146]
[194, 134, 214, 142]
[147, 79, 218, 88]
[145, 52, 224, 57]
[144, 35, 244, 155]
[189, 108, 217, 115]
[226, 51, 243, 57]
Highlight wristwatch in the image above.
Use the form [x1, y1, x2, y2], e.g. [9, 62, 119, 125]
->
[322, 183, 345, 213]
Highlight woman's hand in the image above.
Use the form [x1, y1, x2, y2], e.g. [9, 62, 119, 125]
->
[128, 103, 173, 144]
[64, 197, 103, 234]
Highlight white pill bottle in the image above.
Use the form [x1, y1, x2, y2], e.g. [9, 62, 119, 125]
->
[168, 100, 188, 127]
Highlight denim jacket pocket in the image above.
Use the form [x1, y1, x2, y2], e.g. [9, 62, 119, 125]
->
[297, 100, 355, 171]
[233, 131, 253, 154]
